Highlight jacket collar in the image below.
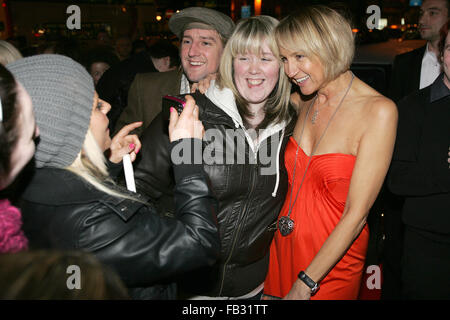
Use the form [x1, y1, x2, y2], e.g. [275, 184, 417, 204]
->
[204, 81, 289, 147]
[22, 168, 107, 205]
[430, 73, 450, 103]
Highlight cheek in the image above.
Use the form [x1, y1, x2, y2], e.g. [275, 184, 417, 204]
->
[207, 48, 222, 70]
[233, 63, 246, 82]
[180, 44, 189, 58]
[265, 65, 280, 89]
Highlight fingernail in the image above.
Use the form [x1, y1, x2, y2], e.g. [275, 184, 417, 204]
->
[129, 143, 135, 149]
[170, 107, 174, 113]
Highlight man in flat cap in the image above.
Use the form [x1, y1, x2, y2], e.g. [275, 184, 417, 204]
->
[114, 7, 235, 136]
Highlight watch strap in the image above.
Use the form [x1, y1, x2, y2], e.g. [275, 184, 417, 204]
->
[298, 271, 319, 295]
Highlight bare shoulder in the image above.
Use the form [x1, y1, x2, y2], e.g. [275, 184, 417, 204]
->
[354, 79, 398, 125]
[366, 94, 398, 127]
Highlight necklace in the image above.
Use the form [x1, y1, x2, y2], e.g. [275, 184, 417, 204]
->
[278, 72, 354, 237]
[311, 103, 328, 124]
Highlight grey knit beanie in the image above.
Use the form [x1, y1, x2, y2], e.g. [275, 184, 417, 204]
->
[7, 54, 95, 169]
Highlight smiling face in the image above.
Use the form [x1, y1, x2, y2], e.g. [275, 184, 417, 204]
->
[233, 42, 280, 108]
[3, 82, 39, 189]
[180, 28, 224, 83]
[89, 92, 111, 152]
[419, 0, 449, 42]
[279, 46, 326, 96]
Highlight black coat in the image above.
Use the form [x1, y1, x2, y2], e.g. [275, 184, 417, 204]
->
[388, 75, 450, 234]
[134, 92, 294, 297]
[389, 45, 426, 103]
[20, 148, 220, 300]
[96, 51, 157, 133]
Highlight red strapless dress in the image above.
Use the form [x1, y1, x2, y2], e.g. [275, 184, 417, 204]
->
[264, 137, 369, 300]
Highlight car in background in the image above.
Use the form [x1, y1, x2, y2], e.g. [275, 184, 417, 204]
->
[351, 38, 426, 96]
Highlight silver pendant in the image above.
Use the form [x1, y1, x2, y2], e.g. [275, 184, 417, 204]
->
[311, 109, 318, 124]
[278, 216, 295, 236]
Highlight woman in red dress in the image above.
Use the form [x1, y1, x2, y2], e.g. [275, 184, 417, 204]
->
[264, 6, 398, 300]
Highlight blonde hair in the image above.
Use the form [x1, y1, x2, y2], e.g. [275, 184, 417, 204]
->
[275, 5, 355, 82]
[67, 129, 136, 201]
[217, 15, 292, 128]
[0, 40, 22, 66]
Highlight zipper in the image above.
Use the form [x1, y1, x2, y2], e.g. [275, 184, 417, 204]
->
[218, 140, 258, 296]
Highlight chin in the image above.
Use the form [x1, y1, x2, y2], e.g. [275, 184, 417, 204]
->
[185, 70, 209, 83]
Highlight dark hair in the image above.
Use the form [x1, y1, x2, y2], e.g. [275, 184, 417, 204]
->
[0, 250, 130, 299]
[439, 19, 449, 61]
[148, 40, 180, 68]
[84, 46, 120, 71]
[0, 64, 19, 181]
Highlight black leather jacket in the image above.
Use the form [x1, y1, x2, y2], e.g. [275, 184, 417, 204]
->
[134, 92, 293, 297]
[20, 145, 220, 300]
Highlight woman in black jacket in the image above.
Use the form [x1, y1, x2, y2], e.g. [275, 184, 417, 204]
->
[8, 54, 219, 299]
[134, 16, 295, 298]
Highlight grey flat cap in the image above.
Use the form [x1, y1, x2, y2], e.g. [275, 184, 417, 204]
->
[169, 7, 235, 40]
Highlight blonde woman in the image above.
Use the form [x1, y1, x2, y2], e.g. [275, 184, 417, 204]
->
[264, 6, 398, 300]
[9, 54, 219, 300]
[134, 15, 295, 299]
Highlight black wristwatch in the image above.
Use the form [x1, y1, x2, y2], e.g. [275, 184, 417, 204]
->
[298, 271, 320, 295]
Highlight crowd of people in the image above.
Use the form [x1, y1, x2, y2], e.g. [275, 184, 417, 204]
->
[0, 0, 449, 300]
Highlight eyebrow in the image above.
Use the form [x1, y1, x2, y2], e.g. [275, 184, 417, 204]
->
[183, 35, 217, 42]
[423, 7, 444, 11]
[199, 36, 217, 42]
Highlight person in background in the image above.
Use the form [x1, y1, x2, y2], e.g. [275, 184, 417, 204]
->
[0, 250, 130, 299]
[390, 0, 449, 102]
[96, 30, 113, 48]
[96, 39, 180, 132]
[8, 54, 220, 299]
[132, 39, 148, 55]
[388, 20, 450, 300]
[0, 40, 22, 66]
[0, 64, 39, 253]
[148, 40, 180, 72]
[115, 36, 133, 61]
[84, 47, 120, 87]
[39, 36, 84, 65]
[113, 7, 235, 137]
[264, 6, 397, 300]
[383, 0, 449, 299]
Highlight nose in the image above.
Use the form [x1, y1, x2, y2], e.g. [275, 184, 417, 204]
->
[103, 101, 111, 114]
[248, 58, 262, 74]
[284, 59, 298, 78]
[188, 40, 200, 57]
[418, 11, 427, 25]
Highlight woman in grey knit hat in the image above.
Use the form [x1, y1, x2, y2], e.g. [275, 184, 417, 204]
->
[8, 54, 219, 299]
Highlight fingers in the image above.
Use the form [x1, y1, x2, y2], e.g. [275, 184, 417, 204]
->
[114, 121, 143, 139]
[126, 134, 141, 155]
[168, 95, 204, 142]
[168, 106, 179, 136]
[108, 125, 142, 163]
